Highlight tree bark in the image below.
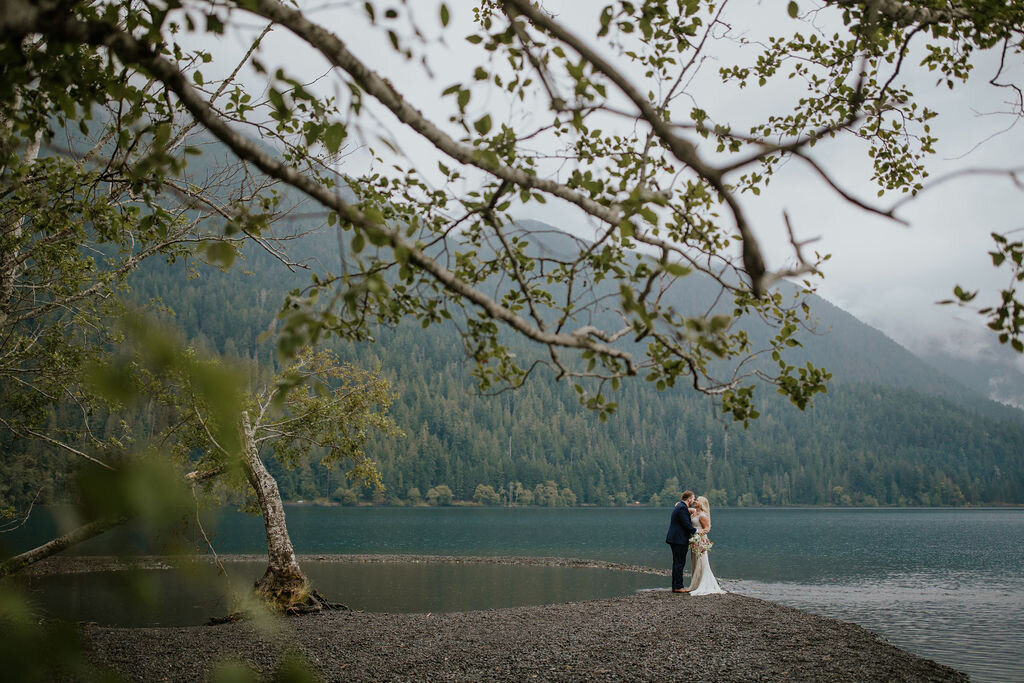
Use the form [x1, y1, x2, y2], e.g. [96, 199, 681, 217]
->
[0, 515, 128, 577]
[240, 410, 314, 610]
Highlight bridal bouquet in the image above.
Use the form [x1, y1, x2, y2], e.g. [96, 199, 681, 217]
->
[689, 533, 713, 556]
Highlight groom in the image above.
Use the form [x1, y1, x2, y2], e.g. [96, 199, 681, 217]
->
[665, 490, 698, 593]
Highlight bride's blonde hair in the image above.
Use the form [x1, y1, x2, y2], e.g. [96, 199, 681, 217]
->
[696, 496, 710, 516]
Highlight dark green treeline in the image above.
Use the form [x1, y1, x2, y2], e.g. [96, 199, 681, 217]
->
[326, 322, 1024, 508]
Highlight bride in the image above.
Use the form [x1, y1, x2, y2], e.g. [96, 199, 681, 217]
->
[688, 496, 725, 595]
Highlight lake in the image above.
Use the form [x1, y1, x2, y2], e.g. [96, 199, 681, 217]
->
[5, 506, 1023, 682]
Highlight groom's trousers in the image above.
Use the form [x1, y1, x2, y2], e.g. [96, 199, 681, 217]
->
[669, 542, 689, 590]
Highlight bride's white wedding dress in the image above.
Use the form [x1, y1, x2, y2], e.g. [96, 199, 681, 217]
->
[688, 513, 725, 595]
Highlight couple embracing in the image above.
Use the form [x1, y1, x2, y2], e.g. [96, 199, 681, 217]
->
[665, 490, 725, 595]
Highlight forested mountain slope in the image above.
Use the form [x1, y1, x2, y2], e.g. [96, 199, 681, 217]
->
[118, 220, 1024, 507]
[5, 211, 1020, 508]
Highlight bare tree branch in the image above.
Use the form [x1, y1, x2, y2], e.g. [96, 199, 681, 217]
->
[501, 0, 769, 295]
[0, 488, 43, 533]
[0, 416, 115, 470]
[32, 7, 638, 371]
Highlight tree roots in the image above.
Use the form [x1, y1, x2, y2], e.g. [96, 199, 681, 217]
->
[207, 576, 348, 625]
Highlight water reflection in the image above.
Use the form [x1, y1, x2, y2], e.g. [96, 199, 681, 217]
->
[21, 560, 665, 627]
[734, 577, 1024, 683]
[21, 564, 246, 628]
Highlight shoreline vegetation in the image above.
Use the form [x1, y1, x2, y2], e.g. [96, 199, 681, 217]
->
[281, 499, 1024, 509]
[27, 554, 965, 681]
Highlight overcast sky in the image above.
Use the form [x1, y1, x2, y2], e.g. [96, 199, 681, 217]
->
[202, 1, 1024, 369]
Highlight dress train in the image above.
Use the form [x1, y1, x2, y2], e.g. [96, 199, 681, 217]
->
[688, 546, 725, 595]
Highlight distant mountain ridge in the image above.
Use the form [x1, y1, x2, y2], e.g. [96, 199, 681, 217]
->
[515, 220, 1021, 422]
[791, 293, 1023, 421]
[917, 341, 1024, 410]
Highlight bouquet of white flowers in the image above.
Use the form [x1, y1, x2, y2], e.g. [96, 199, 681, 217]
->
[689, 533, 713, 556]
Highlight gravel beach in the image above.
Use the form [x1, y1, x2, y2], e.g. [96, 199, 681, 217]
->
[34, 555, 967, 681]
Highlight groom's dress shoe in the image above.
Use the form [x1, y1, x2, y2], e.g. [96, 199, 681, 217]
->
[672, 588, 690, 593]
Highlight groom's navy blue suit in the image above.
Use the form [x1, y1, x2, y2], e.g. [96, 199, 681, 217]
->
[665, 500, 697, 591]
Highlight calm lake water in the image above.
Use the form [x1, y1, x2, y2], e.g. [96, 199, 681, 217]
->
[5, 506, 1023, 682]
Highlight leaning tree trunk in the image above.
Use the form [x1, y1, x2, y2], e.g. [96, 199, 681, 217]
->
[0, 515, 128, 577]
[0, 467, 225, 578]
[240, 411, 340, 614]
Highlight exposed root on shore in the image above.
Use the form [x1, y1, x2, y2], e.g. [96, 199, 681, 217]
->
[207, 588, 348, 625]
[283, 589, 348, 616]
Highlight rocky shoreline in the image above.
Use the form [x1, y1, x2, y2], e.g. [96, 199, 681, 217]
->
[22, 552, 666, 577]
[31, 555, 965, 681]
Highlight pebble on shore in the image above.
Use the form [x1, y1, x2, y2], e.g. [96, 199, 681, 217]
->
[68, 555, 967, 682]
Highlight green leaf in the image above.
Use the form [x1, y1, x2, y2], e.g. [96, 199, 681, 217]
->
[206, 241, 236, 269]
[84, 360, 139, 404]
[268, 88, 287, 116]
[323, 122, 347, 154]
[474, 114, 492, 136]
[471, 148, 500, 167]
[440, 3, 450, 27]
[206, 13, 224, 34]
[664, 263, 691, 278]
[787, 2, 798, 18]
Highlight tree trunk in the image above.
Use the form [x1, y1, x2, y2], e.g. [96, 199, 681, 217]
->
[0, 515, 127, 577]
[240, 411, 340, 614]
[0, 467, 225, 578]
[240, 411, 307, 604]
